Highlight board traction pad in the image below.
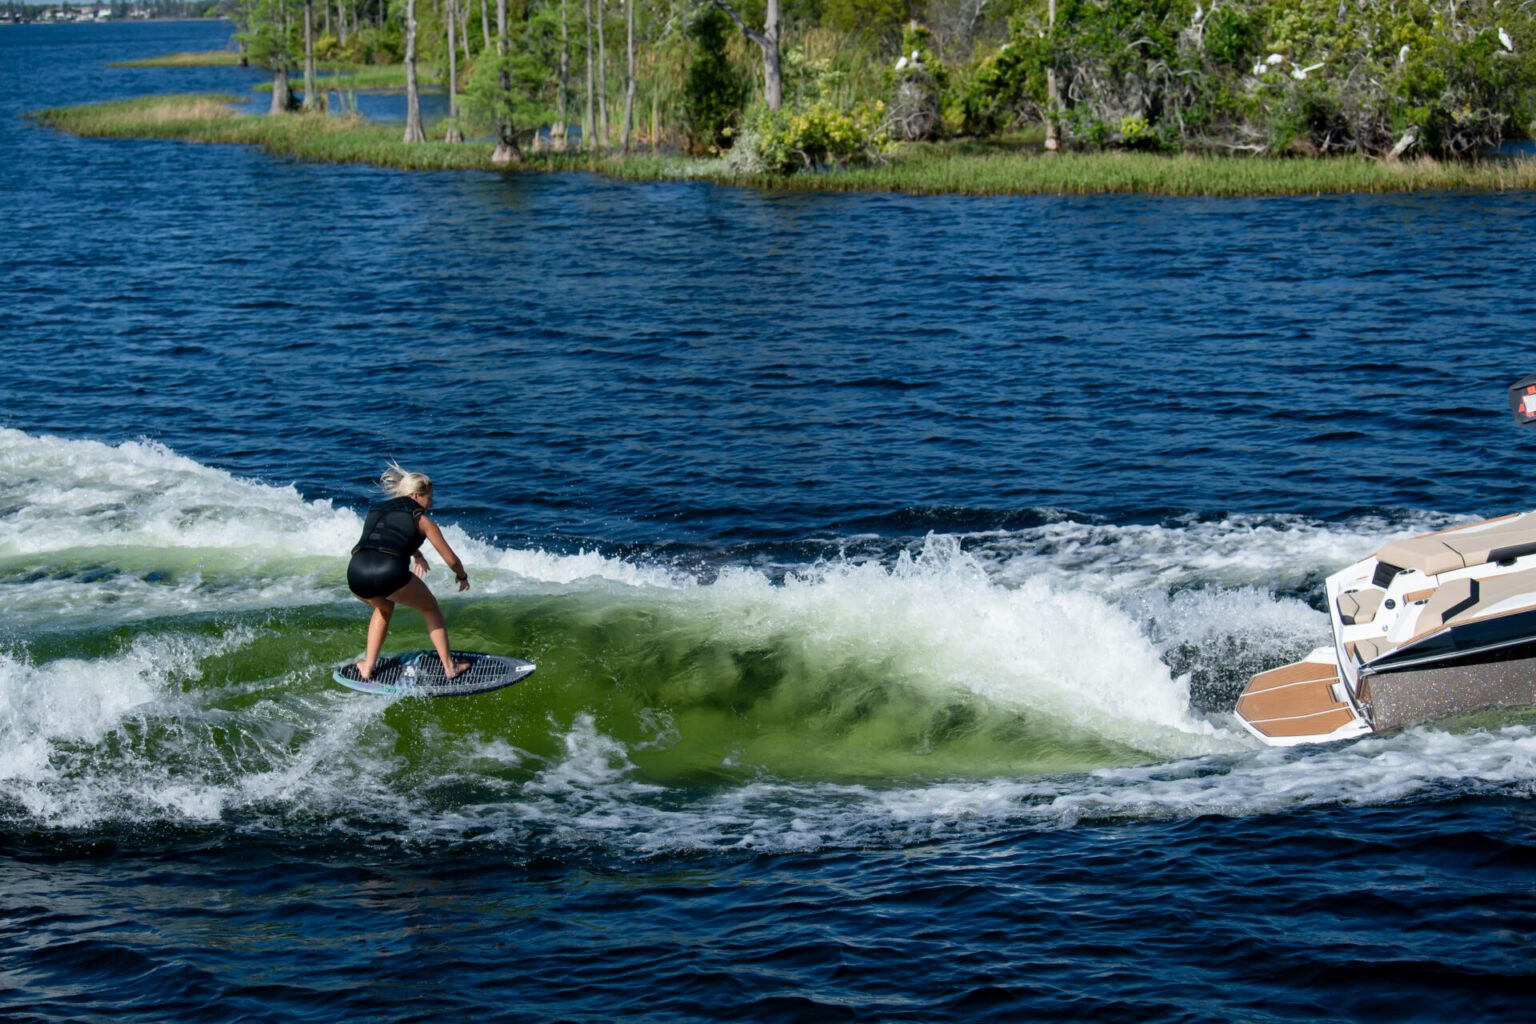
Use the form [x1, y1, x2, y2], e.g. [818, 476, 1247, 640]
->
[333, 650, 536, 696]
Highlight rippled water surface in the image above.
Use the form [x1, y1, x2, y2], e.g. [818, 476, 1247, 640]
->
[3, 19, 1535, 1024]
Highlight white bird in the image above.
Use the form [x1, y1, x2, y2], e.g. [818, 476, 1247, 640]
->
[895, 55, 908, 71]
[1499, 27, 1514, 51]
[912, 49, 921, 62]
[1291, 61, 1324, 81]
[1193, 2, 1202, 23]
[1267, 52, 1285, 65]
[1398, 43, 1410, 64]
[1252, 61, 1266, 75]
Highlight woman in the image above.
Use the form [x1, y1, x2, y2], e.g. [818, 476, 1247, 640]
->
[346, 462, 471, 680]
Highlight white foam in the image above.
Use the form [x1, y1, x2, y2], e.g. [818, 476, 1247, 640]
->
[0, 426, 357, 558]
[385, 714, 1536, 856]
[0, 627, 257, 823]
[0, 427, 682, 604]
[967, 511, 1464, 596]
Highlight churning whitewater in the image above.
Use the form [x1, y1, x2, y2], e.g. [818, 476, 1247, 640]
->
[3, 426, 1532, 852]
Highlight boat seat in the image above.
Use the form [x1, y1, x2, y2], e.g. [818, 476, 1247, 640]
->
[1420, 577, 1480, 629]
[1376, 513, 1536, 576]
[1352, 636, 1397, 664]
[1358, 569, 1536, 666]
[1436, 567, 1536, 626]
[1337, 589, 1384, 625]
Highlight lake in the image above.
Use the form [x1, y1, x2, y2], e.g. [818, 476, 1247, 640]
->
[1, 19, 1533, 1023]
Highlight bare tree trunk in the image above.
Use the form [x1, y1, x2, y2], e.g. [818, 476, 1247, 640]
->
[557, 0, 569, 149]
[620, 0, 634, 152]
[596, 0, 608, 147]
[445, 0, 463, 141]
[322, 0, 330, 38]
[762, 0, 781, 110]
[650, 85, 657, 153]
[302, 0, 318, 111]
[492, 0, 522, 163]
[711, 0, 782, 111]
[403, 0, 425, 142]
[270, 67, 293, 114]
[270, 0, 295, 113]
[1044, 0, 1059, 151]
[583, 0, 595, 150]
[459, 0, 471, 63]
[480, 0, 491, 51]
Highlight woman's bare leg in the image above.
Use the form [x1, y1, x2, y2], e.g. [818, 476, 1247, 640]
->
[357, 596, 395, 679]
[388, 576, 469, 678]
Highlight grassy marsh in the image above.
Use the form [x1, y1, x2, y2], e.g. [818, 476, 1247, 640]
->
[34, 93, 1536, 196]
[110, 50, 243, 68]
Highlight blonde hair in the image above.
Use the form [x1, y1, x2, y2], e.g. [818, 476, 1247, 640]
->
[380, 460, 433, 498]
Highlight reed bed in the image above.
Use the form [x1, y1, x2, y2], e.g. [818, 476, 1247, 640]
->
[34, 94, 1536, 196]
[33, 96, 495, 171]
[110, 51, 243, 68]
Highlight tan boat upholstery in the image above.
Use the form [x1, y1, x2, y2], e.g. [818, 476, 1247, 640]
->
[1353, 567, 1536, 667]
[1237, 659, 1357, 739]
[1429, 568, 1536, 628]
[1337, 589, 1384, 625]
[1420, 577, 1479, 629]
[1376, 514, 1536, 575]
[1352, 637, 1392, 664]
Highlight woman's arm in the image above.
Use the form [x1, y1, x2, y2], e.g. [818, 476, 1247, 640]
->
[420, 515, 470, 591]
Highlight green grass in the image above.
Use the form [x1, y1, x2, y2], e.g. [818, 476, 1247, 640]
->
[253, 64, 442, 93]
[32, 93, 1536, 196]
[32, 95, 499, 171]
[110, 51, 243, 68]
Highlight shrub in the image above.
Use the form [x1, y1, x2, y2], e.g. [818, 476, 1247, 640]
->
[313, 33, 342, 62]
[726, 102, 889, 173]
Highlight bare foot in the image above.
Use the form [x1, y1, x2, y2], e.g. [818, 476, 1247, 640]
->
[444, 660, 471, 680]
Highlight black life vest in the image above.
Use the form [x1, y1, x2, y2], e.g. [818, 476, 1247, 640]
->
[352, 496, 425, 558]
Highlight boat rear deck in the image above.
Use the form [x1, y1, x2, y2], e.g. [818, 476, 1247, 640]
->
[1236, 658, 1361, 742]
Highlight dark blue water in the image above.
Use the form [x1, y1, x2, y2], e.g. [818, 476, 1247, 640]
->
[3, 20, 1535, 1023]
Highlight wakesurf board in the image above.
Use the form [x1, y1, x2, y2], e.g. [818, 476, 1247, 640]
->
[332, 650, 536, 697]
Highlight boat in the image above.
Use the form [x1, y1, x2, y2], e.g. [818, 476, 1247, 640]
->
[1236, 513, 1536, 745]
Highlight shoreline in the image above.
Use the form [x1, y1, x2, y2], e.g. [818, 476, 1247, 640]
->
[32, 93, 1536, 198]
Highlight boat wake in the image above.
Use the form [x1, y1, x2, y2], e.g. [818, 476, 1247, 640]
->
[2, 427, 1532, 852]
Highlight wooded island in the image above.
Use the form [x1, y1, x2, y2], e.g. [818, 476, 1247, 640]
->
[36, 0, 1536, 194]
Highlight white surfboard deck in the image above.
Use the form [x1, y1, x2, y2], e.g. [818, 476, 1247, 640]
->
[332, 650, 536, 697]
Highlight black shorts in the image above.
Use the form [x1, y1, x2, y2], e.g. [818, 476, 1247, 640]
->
[347, 550, 412, 599]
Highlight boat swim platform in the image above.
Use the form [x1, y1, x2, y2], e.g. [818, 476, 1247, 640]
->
[1236, 656, 1369, 745]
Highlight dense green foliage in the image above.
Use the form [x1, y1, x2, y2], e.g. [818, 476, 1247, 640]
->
[459, 7, 563, 143]
[965, 0, 1536, 157]
[166, 0, 1536, 166]
[683, 8, 749, 152]
[38, 93, 1536, 194]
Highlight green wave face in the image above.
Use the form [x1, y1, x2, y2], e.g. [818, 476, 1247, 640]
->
[6, 585, 1163, 808]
